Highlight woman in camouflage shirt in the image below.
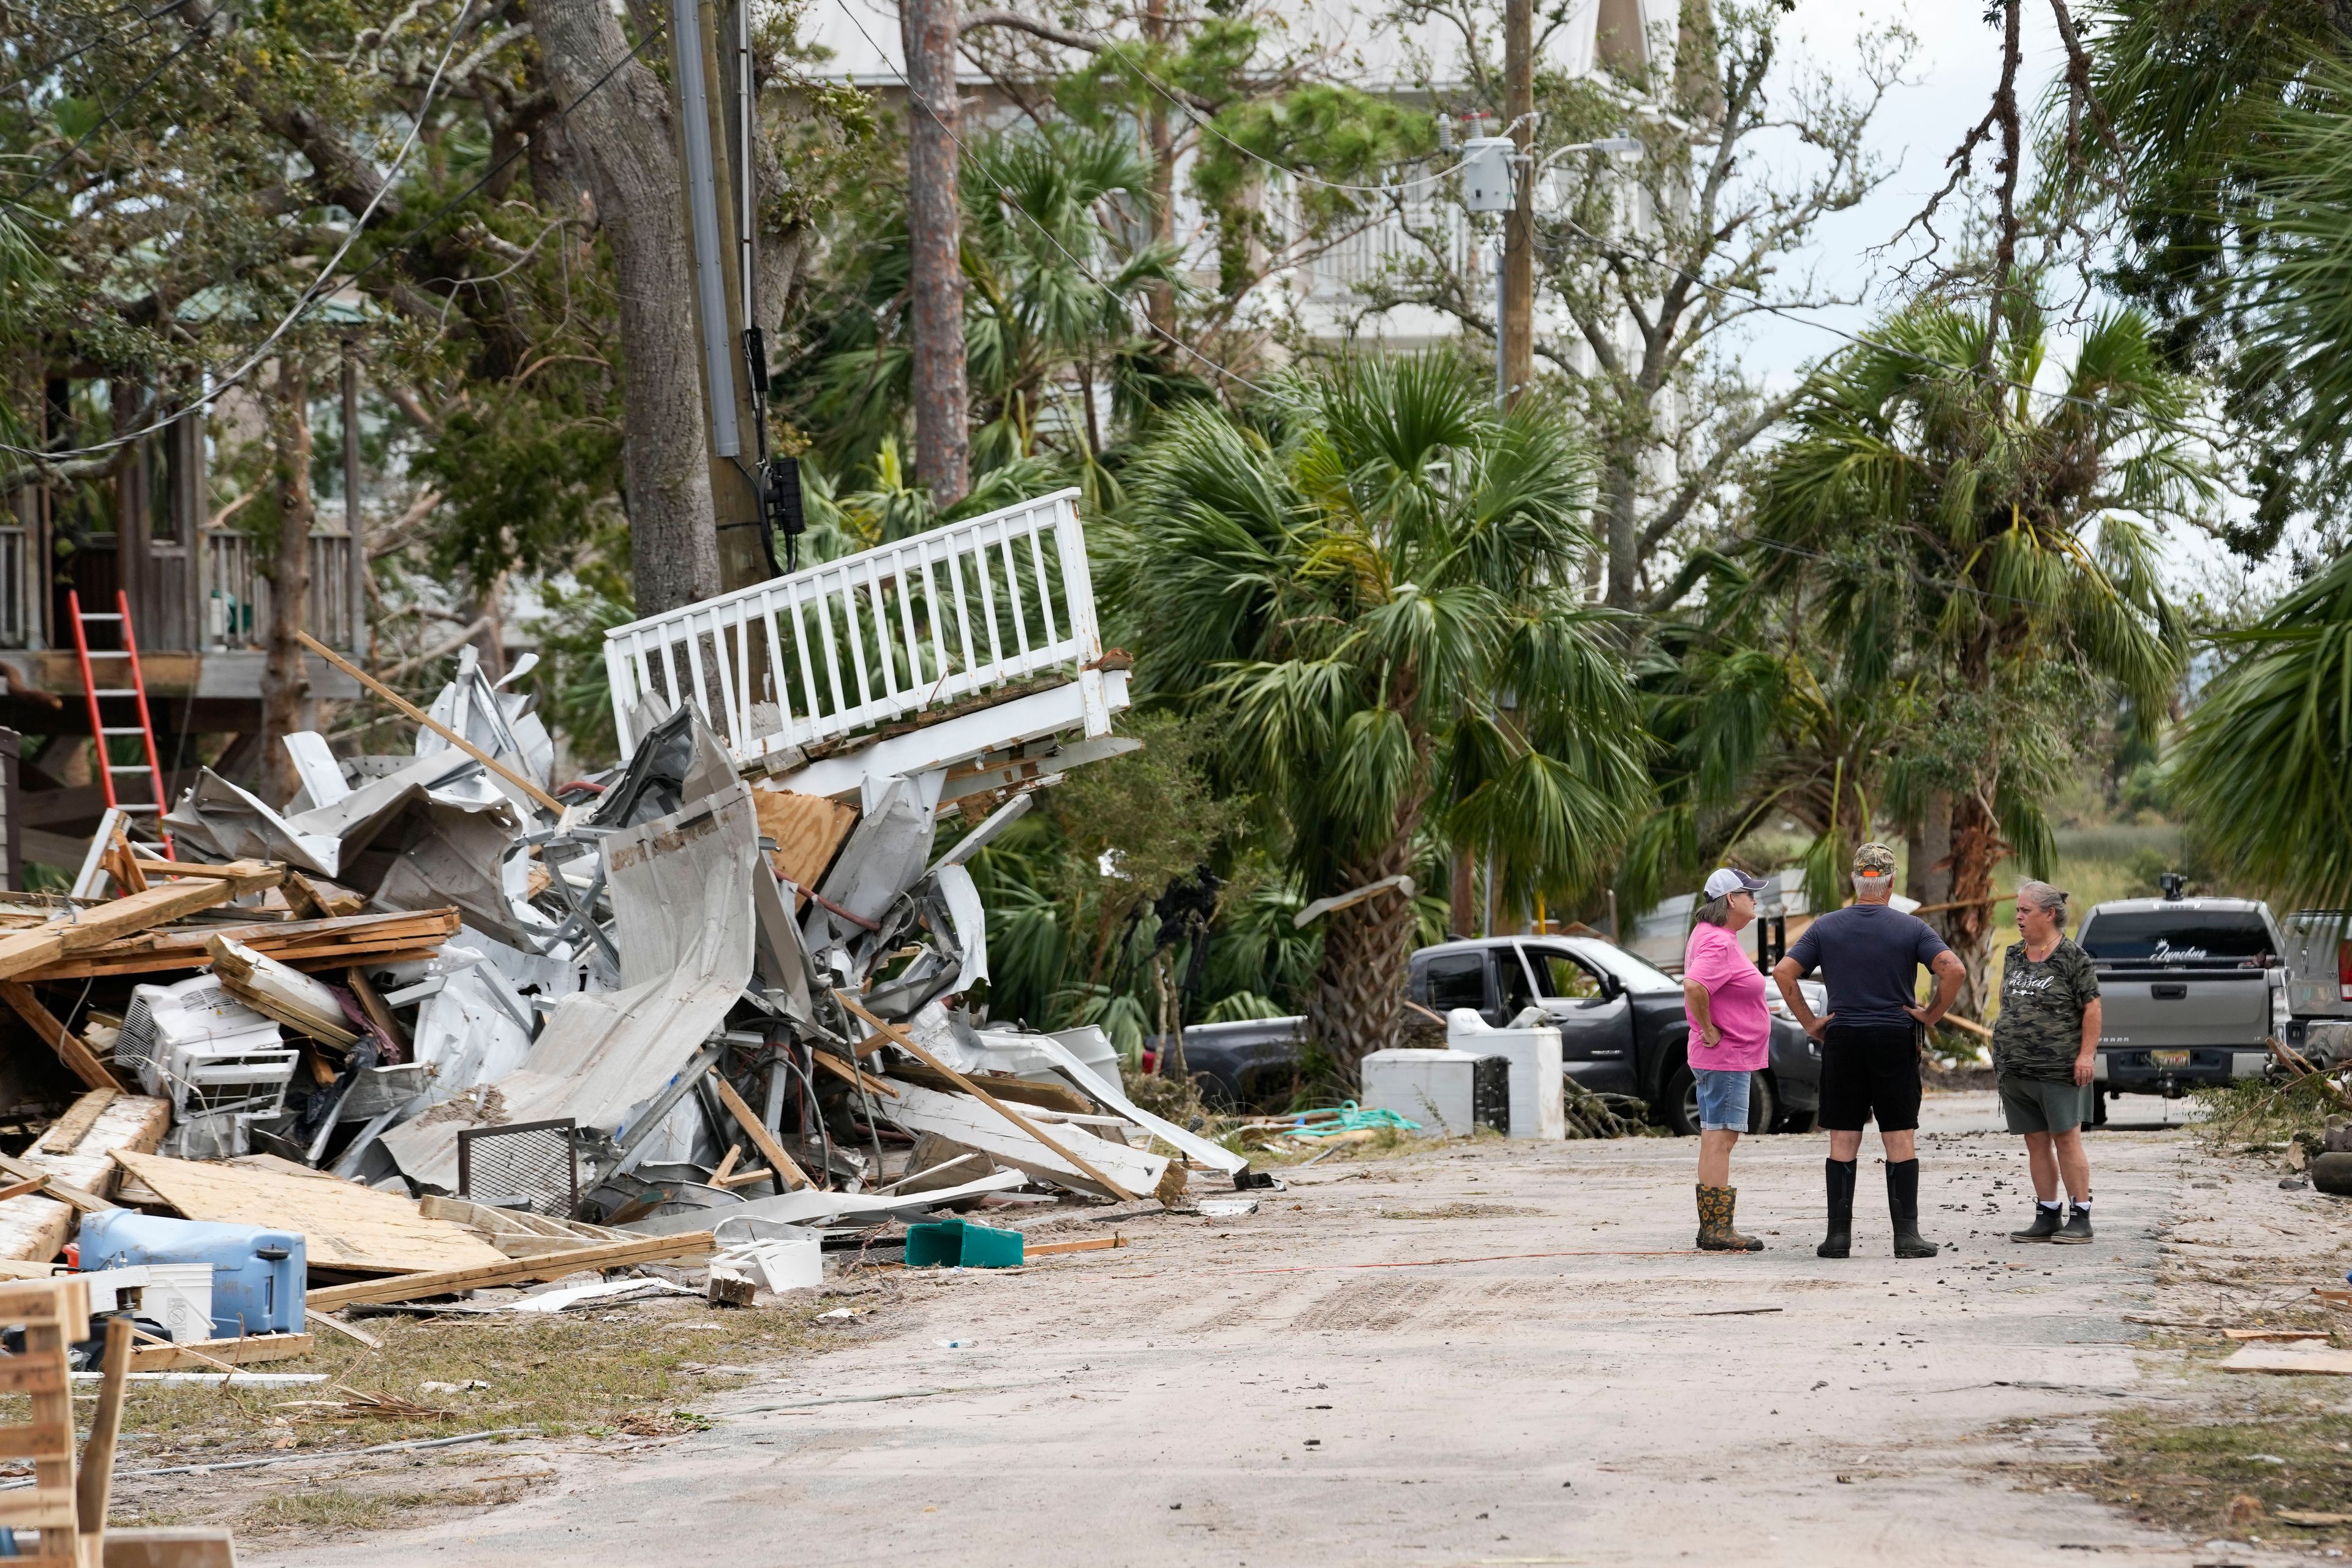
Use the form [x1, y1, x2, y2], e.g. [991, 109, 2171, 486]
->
[1993, 880, 2103, 1245]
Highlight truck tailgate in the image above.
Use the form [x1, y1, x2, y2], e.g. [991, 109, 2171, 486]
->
[2097, 970, 2271, 1049]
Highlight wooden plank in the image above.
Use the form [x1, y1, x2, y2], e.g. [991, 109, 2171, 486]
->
[881, 1084, 1170, 1201]
[296, 631, 564, 812]
[16, 909, 458, 981]
[35, 1090, 117, 1157]
[1, 984, 121, 1093]
[111, 1152, 508, 1276]
[0, 1493, 78, 1530]
[1026, 1234, 1128, 1257]
[836, 991, 1140, 1202]
[750, 786, 858, 891]
[0, 1423, 73, 1461]
[77, 1316, 132, 1538]
[808, 1049, 897, 1098]
[711, 1076, 812, 1192]
[306, 1232, 718, 1311]
[127, 1333, 312, 1373]
[345, 965, 407, 1054]
[306, 1309, 382, 1350]
[100, 1527, 239, 1567]
[0, 878, 233, 982]
[0, 1154, 112, 1215]
[0, 1356, 67, 1394]
[884, 1061, 1087, 1113]
[129, 859, 285, 895]
[0, 1177, 50, 1205]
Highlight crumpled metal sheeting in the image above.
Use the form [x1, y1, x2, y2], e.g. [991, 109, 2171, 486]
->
[162, 747, 498, 882]
[378, 782, 761, 1192]
[416, 646, 557, 816]
[366, 799, 541, 949]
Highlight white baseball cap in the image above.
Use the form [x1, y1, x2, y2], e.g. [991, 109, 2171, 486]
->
[1703, 867, 1769, 899]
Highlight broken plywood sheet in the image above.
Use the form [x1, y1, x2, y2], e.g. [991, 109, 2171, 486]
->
[750, 784, 857, 894]
[2220, 1343, 2352, 1376]
[113, 1150, 508, 1276]
[880, 1080, 1174, 1200]
[0, 1088, 170, 1262]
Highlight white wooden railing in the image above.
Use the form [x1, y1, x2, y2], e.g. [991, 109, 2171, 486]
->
[603, 488, 1117, 765]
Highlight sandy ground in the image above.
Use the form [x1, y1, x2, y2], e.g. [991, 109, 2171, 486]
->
[228, 1091, 2338, 1568]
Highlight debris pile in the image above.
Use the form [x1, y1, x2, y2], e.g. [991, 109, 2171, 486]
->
[0, 491, 1268, 1355]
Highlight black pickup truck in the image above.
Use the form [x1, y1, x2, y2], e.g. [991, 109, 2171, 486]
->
[1173, 935, 1822, 1136]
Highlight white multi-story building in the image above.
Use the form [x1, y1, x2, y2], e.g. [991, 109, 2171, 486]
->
[802, 0, 1678, 349]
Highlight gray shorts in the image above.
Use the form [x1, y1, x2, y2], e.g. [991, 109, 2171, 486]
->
[1999, 1075, 2092, 1134]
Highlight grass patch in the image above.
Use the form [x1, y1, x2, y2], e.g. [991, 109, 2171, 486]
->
[241, 1488, 443, 1534]
[7, 1292, 826, 1473]
[2090, 1396, 2352, 1543]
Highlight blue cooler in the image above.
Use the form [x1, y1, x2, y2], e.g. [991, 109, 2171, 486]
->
[77, 1212, 305, 1338]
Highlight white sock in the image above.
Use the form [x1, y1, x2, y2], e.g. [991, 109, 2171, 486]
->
[2071, 1197, 2092, 1210]
[2037, 1199, 2062, 1212]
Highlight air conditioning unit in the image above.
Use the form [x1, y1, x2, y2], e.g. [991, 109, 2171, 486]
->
[116, 974, 298, 1123]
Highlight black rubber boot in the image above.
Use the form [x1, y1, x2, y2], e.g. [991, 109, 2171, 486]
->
[2051, 1204, 2094, 1245]
[1817, 1158, 1856, 1258]
[1887, 1158, 1939, 1258]
[2010, 1204, 2063, 1243]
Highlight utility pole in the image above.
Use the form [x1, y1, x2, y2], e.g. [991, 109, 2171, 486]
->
[673, 0, 769, 590]
[1501, 0, 1534, 409]
[903, 0, 970, 507]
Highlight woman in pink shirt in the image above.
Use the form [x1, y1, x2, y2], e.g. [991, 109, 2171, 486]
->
[1683, 867, 1773, 1251]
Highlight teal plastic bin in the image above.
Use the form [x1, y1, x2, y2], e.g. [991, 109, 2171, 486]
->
[903, 1218, 1024, 1268]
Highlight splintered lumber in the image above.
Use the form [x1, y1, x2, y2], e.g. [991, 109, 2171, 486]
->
[750, 785, 858, 891]
[0, 1091, 165, 1264]
[884, 1061, 1089, 1114]
[205, 934, 360, 1047]
[1, 983, 119, 1091]
[836, 990, 1142, 1202]
[712, 1076, 813, 1191]
[1026, 1235, 1127, 1257]
[129, 859, 286, 895]
[881, 1080, 1172, 1202]
[23, 907, 460, 981]
[127, 1333, 313, 1373]
[0, 877, 237, 983]
[77, 1316, 131, 1544]
[305, 1231, 718, 1311]
[112, 1151, 508, 1276]
[809, 1049, 897, 1098]
[298, 631, 564, 813]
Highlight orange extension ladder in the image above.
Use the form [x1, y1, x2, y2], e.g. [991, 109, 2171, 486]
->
[68, 589, 172, 854]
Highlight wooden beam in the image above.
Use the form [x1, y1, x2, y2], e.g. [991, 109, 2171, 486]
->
[75, 1316, 130, 1544]
[296, 631, 564, 813]
[1026, 1234, 1126, 1257]
[0, 1151, 113, 1215]
[0, 983, 118, 1091]
[0, 876, 233, 982]
[127, 1333, 314, 1373]
[834, 990, 1139, 1202]
[305, 1232, 718, 1311]
[130, 859, 286, 895]
[807, 1048, 898, 1098]
[710, 1075, 813, 1191]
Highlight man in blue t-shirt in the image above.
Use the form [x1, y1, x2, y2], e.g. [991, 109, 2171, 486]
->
[1772, 843, 1966, 1261]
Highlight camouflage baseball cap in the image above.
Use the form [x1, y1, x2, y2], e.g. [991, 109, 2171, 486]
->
[1852, 842, 1898, 877]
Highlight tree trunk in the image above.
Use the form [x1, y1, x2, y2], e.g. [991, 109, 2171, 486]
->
[1943, 790, 2001, 1020]
[1601, 445, 1641, 611]
[1144, 0, 1175, 338]
[533, 0, 722, 616]
[903, 0, 969, 505]
[258, 358, 314, 809]
[1501, 0, 1534, 405]
[1307, 840, 1419, 1090]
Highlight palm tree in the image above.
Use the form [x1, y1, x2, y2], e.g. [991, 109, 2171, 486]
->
[1115, 352, 1650, 1083]
[2172, 553, 2352, 914]
[1749, 298, 2207, 1012]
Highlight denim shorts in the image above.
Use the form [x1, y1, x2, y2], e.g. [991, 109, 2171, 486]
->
[1694, 1068, 1753, 1132]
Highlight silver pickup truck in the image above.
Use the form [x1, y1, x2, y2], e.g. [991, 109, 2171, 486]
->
[2076, 894, 2291, 1118]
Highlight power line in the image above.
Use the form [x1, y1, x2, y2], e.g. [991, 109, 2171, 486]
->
[0, 18, 662, 464]
[839, 2, 1278, 396]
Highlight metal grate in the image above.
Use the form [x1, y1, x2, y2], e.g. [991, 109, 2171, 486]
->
[456, 1118, 579, 1218]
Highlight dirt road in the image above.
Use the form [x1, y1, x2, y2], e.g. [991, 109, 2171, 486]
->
[247, 1093, 2326, 1567]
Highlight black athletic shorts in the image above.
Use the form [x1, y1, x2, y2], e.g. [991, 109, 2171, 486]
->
[1817, 1022, 1923, 1133]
